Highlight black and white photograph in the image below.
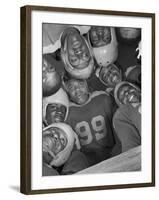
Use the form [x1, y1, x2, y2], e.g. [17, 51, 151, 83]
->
[42, 24, 142, 176]
[20, 6, 155, 194]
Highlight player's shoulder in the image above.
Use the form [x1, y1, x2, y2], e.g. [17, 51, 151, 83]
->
[91, 90, 110, 99]
[114, 103, 141, 118]
[68, 91, 111, 108]
[91, 91, 113, 104]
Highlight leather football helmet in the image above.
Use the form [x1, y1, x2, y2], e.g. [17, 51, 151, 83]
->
[43, 88, 69, 125]
[114, 81, 141, 107]
[43, 123, 80, 167]
[61, 27, 94, 79]
[87, 27, 118, 68]
[96, 63, 122, 88]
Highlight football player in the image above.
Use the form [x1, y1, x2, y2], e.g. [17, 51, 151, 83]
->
[125, 65, 141, 88]
[43, 123, 77, 168]
[113, 103, 141, 152]
[95, 63, 122, 94]
[113, 81, 141, 152]
[60, 27, 94, 79]
[114, 81, 141, 107]
[64, 78, 120, 166]
[43, 123, 89, 175]
[42, 88, 89, 175]
[42, 54, 62, 97]
[87, 26, 118, 68]
[43, 88, 69, 125]
[115, 27, 141, 72]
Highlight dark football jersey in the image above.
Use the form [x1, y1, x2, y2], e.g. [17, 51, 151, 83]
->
[116, 41, 139, 72]
[66, 91, 116, 165]
[113, 103, 141, 152]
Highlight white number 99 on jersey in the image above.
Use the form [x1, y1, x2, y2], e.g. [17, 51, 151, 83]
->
[75, 115, 106, 146]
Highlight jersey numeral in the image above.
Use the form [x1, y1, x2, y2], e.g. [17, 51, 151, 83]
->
[75, 115, 106, 146]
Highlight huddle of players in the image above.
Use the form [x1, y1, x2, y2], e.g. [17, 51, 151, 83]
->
[42, 26, 142, 176]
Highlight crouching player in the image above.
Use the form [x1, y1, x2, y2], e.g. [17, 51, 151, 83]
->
[113, 81, 141, 152]
[42, 88, 89, 175]
[64, 78, 121, 166]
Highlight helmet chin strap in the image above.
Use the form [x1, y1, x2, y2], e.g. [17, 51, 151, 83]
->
[48, 150, 56, 160]
[44, 146, 56, 160]
[73, 131, 81, 150]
